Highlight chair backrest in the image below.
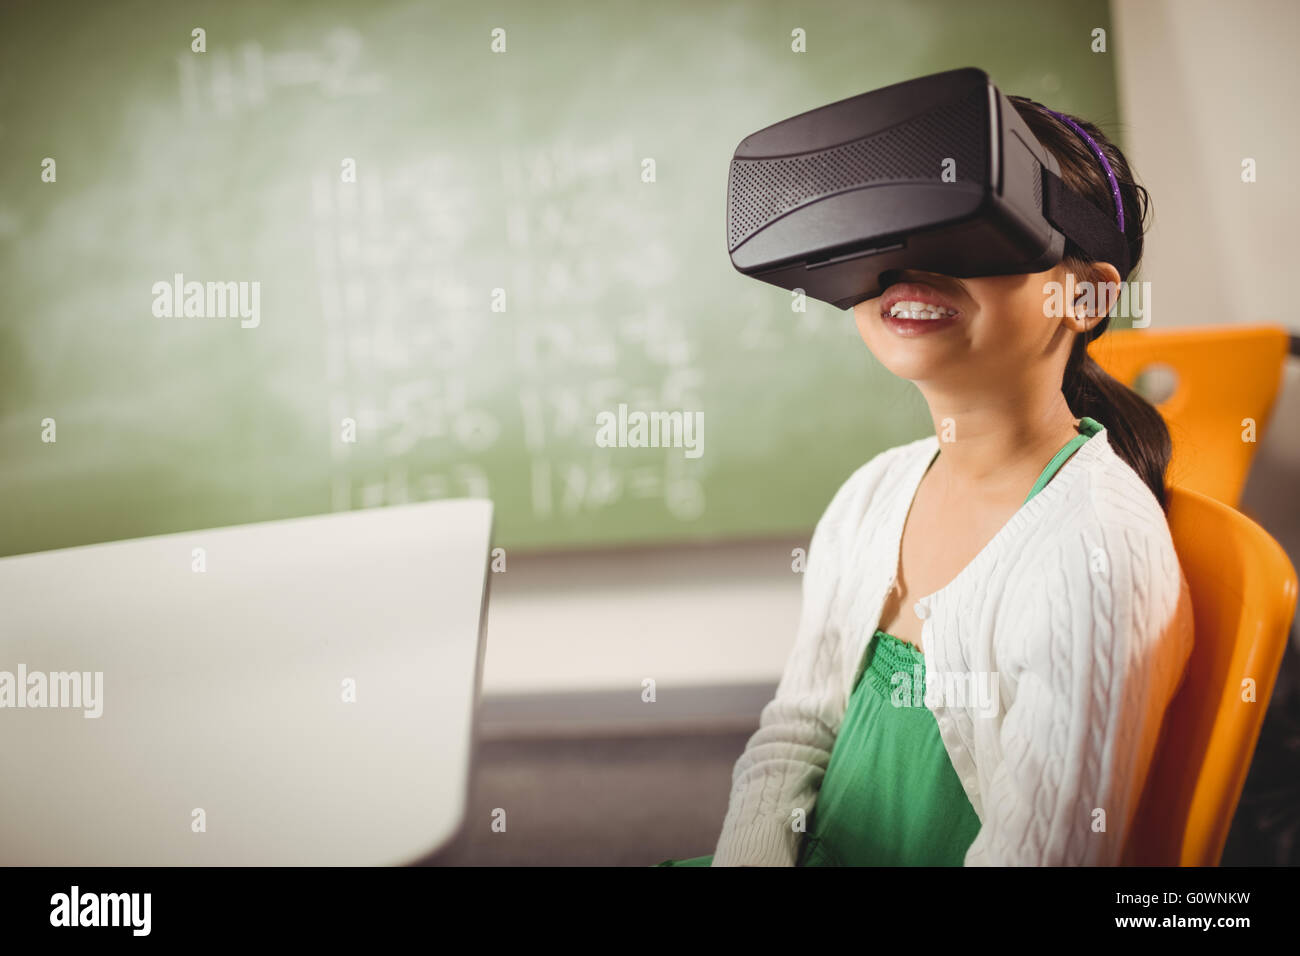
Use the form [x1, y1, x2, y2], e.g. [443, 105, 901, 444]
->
[1123, 485, 1298, 865]
[1088, 324, 1289, 507]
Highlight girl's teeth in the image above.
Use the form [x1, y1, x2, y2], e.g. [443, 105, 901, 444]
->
[886, 301, 957, 319]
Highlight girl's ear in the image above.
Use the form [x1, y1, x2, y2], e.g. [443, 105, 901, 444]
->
[1089, 262, 1123, 319]
[1066, 261, 1123, 333]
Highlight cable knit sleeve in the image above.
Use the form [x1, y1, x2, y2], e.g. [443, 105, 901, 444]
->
[964, 512, 1194, 866]
[710, 457, 882, 867]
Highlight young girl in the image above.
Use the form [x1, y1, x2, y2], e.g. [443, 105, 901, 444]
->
[659, 95, 1194, 866]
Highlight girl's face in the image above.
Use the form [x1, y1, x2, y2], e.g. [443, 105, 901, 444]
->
[852, 266, 1076, 390]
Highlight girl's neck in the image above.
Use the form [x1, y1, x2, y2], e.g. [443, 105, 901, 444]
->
[921, 391, 1081, 502]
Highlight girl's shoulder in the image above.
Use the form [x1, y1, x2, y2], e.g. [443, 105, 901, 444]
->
[1055, 428, 1175, 543]
[1010, 431, 1189, 633]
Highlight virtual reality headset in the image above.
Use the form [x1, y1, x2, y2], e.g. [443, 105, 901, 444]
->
[726, 67, 1132, 309]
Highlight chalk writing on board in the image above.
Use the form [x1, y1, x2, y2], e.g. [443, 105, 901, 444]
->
[529, 454, 705, 522]
[311, 132, 712, 526]
[312, 153, 501, 518]
[178, 28, 386, 119]
[333, 463, 491, 512]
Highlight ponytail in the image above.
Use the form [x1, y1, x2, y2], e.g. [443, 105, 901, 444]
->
[1063, 326, 1172, 510]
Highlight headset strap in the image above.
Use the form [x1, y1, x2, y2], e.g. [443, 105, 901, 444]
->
[1041, 167, 1132, 279]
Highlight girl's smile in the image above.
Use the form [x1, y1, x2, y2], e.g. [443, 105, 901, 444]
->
[878, 280, 965, 337]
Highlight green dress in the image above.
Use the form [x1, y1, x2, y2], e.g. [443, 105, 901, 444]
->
[657, 417, 1101, 867]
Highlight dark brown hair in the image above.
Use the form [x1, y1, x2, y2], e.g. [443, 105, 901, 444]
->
[1009, 96, 1172, 510]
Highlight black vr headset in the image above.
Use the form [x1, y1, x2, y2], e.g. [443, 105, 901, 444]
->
[726, 67, 1132, 309]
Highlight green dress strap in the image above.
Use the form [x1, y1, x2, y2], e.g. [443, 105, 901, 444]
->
[1024, 416, 1102, 502]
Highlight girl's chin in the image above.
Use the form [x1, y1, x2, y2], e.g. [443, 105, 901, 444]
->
[880, 347, 964, 383]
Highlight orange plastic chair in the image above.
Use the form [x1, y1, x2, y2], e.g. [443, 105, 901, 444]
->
[1088, 324, 1290, 507]
[1123, 485, 1298, 866]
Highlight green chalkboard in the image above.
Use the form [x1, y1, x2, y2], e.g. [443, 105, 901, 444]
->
[0, 0, 1121, 555]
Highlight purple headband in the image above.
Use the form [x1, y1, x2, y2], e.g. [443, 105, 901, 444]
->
[1042, 107, 1124, 234]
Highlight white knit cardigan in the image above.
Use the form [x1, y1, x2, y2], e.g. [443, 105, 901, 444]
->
[712, 425, 1194, 866]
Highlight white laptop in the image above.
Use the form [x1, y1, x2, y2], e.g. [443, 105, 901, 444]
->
[0, 499, 493, 865]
